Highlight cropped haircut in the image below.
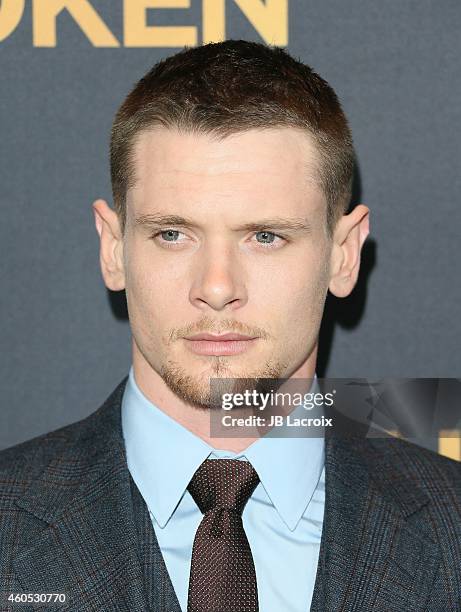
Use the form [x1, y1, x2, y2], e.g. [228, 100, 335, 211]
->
[110, 40, 355, 238]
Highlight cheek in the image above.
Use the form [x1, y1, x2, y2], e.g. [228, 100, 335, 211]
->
[260, 256, 329, 329]
[124, 249, 176, 337]
[125, 240, 179, 301]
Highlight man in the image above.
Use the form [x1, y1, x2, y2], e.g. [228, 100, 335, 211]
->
[0, 40, 460, 612]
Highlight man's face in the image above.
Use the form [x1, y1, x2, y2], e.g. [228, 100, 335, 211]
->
[122, 127, 333, 408]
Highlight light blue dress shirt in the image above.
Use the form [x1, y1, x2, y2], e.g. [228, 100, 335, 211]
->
[121, 366, 325, 612]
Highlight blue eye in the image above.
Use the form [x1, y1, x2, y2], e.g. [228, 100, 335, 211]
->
[255, 231, 276, 244]
[160, 230, 180, 241]
[254, 231, 285, 248]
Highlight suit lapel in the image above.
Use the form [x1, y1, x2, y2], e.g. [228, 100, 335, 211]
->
[311, 427, 441, 611]
[129, 471, 182, 611]
[12, 378, 151, 611]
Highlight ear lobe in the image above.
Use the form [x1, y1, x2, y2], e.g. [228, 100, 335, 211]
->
[328, 205, 370, 298]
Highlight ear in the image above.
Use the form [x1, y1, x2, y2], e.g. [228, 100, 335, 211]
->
[92, 198, 125, 291]
[328, 204, 370, 298]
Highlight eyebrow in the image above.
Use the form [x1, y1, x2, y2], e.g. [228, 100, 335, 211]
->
[134, 213, 312, 234]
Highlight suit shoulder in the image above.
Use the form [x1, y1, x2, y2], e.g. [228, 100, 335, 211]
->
[0, 414, 89, 484]
[362, 435, 461, 491]
[0, 377, 127, 517]
[0, 376, 128, 477]
[0, 423, 74, 512]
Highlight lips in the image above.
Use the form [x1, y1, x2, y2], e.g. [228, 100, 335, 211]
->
[183, 334, 258, 356]
[185, 333, 257, 341]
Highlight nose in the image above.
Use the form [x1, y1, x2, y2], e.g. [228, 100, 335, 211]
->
[189, 242, 247, 312]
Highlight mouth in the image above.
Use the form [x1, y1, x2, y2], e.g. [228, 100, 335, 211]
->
[183, 333, 259, 356]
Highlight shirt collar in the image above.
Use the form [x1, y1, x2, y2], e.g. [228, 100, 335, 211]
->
[121, 367, 213, 528]
[121, 366, 325, 531]
[241, 379, 325, 530]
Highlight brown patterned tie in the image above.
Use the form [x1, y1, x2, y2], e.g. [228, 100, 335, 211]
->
[187, 458, 260, 612]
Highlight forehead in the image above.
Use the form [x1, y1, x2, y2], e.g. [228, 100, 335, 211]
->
[127, 126, 325, 216]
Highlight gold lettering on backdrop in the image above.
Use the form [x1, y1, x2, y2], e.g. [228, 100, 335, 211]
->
[438, 430, 461, 462]
[33, 0, 120, 47]
[0, 0, 289, 46]
[203, 0, 288, 45]
[0, 0, 25, 42]
[124, 0, 197, 47]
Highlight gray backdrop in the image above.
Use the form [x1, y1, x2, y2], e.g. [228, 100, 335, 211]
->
[1, 1, 460, 451]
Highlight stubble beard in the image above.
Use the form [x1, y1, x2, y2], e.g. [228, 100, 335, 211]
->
[160, 354, 289, 411]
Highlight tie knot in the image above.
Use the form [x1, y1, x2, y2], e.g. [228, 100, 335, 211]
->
[187, 459, 260, 515]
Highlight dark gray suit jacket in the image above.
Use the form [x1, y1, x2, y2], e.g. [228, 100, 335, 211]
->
[1, 376, 461, 611]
